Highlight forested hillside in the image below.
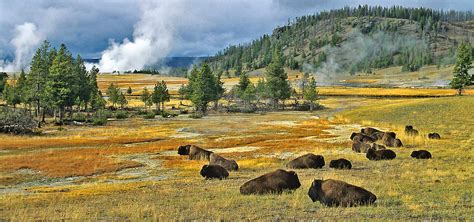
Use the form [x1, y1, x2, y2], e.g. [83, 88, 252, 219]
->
[207, 5, 474, 76]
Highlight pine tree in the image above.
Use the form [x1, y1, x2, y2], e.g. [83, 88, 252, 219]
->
[74, 55, 91, 111]
[16, 69, 28, 104]
[265, 48, 291, 109]
[127, 86, 133, 95]
[28, 40, 53, 123]
[450, 43, 473, 95]
[255, 78, 267, 104]
[189, 63, 219, 114]
[44, 44, 75, 123]
[106, 83, 120, 107]
[118, 92, 128, 109]
[152, 80, 170, 112]
[237, 72, 250, 92]
[304, 76, 319, 111]
[141, 87, 153, 111]
[0, 72, 7, 94]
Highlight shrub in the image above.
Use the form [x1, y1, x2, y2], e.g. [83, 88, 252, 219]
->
[0, 107, 38, 134]
[91, 109, 108, 126]
[72, 113, 88, 122]
[115, 110, 129, 119]
[143, 112, 155, 119]
[189, 112, 203, 119]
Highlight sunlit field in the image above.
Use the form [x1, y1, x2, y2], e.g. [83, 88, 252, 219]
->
[1, 83, 472, 220]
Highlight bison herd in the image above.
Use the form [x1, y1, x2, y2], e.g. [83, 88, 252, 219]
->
[177, 125, 439, 207]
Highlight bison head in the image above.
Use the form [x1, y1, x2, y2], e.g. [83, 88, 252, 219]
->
[287, 171, 301, 189]
[410, 151, 419, 158]
[366, 148, 376, 160]
[200, 165, 209, 177]
[308, 179, 323, 202]
[177, 145, 191, 155]
[350, 132, 358, 140]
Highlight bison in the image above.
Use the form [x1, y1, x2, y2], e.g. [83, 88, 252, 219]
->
[177, 145, 213, 161]
[329, 159, 352, 169]
[286, 154, 325, 169]
[200, 165, 229, 180]
[405, 125, 419, 136]
[351, 132, 377, 143]
[209, 153, 239, 171]
[371, 143, 386, 150]
[411, 150, 432, 159]
[308, 179, 377, 207]
[361, 127, 382, 136]
[428, 133, 441, 139]
[352, 141, 371, 153]
[240, 169, 301, 195]
[382, 132, 402, 147]
[366, 148, 396, 160]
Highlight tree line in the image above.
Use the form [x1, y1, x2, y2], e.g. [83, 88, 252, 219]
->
[207, 5, 472, 76]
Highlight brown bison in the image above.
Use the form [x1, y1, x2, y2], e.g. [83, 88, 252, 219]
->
[352, 141, 371, 153]
[428, 133, 441, 139]
[178, 145, 213, 160]
[371, 143, 386, 150]
[286, 154, 325, 169]
[329, 159, 352, 169]
[361, 127, 382, 136]
[308, 179, 377, 207]
[366, 148, 396, 160]
[200, 165, 229, 180]
[351, 132, 377, 143]
[405, 125, 419, 136]
[240, 169, 301, 195]
[382, 132, 402, 147]
[411, 150, 432, 159]
[209, 153, 239, 171]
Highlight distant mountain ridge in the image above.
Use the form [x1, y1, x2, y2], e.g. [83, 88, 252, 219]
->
[84, 56, 208, 69]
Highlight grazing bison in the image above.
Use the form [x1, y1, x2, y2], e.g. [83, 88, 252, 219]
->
[308, 179, 377, 207]
[351, 132, 377, 143]
[200, 165, 229, 180]
[366, 148, 396, 160]
[177, 145, 213, 160]
[329, 159, 352, 169]
[286, 154, 325, 169]
[405, 125, 419, 136]
[209, 153, 239, 171]
[428, 133, 441, 139]
[361, 127, 382, 136]
[371, 143, 386, 150]
[352, 141, 371, 153]
[240, 169, 301, 195]
[411, 150, 432, 159]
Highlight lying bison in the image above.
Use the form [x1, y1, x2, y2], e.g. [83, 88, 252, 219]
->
[405, 125, 419, 136]
[371, 143, 386, 150]
[200, 165, 229, 180]
[240, 169, 301, 195]
[351, 132, 377, 143]
[209, 153, 239, 171]
[428, 133, 441, 139]
[178, 145, 213, 160]
[382, 132, 403, 147]
[308, 179, 377, 207]
[361, 127, 382, 136]
[329, 159, 352, 169]
[366, 148, 396, 160]
[286, 154, 325, 169]
[352, 141, 371, 153]
[411, 150, 432, 159]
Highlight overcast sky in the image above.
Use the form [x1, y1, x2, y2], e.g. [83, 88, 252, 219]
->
[0, 0, 472, 71]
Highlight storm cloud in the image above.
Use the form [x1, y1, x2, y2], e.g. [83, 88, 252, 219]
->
[0, 0, 472, 71]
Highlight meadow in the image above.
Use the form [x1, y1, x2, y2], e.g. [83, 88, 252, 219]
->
[1, 83, 472, 220]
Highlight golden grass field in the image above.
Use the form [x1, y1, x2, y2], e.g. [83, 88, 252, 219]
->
[1, 71, 473, 220]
